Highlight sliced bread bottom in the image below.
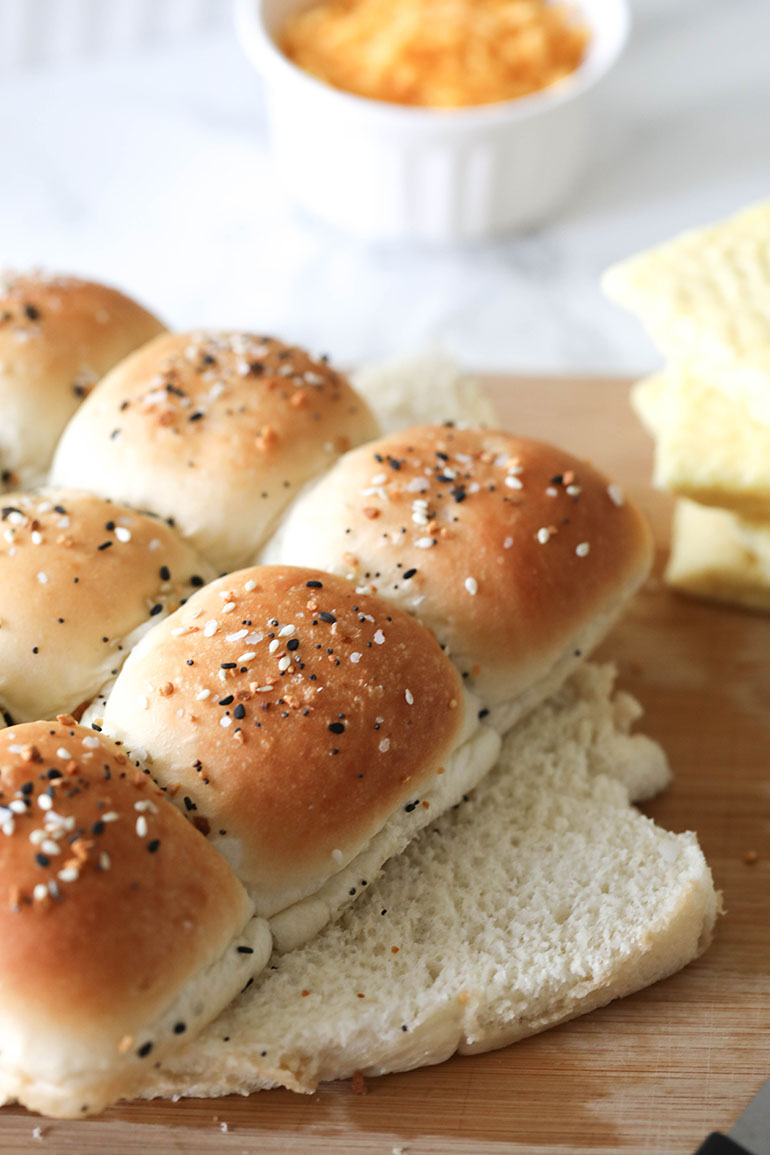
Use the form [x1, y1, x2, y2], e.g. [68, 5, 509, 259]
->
[133, 663, 716, 1103]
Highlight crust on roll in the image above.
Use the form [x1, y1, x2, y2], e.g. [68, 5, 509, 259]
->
[50, 331, 379, 571]
[0, 272, 165, 490]
[97, 566, 489, 928]
[0, 489, 215, 725]
[261, 426, 654, 710]
[0, 720, 270, 1119]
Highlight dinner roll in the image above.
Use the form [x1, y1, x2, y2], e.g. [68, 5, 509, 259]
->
[0, 272, 164, 490]
[0, 490, 215, 725]
[50, 331, 379, 571]
[98, 566, 500, 951]
[261, 426, 654, 729]
[0, 719, 270, 1119]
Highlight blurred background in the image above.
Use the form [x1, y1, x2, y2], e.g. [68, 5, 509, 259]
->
[0, 0, 768, 375]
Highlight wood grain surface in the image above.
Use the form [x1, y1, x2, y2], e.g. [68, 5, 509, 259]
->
[2, 376, 768, 1155]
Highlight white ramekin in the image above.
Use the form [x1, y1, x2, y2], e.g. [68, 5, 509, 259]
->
[236, 0, 629, 244]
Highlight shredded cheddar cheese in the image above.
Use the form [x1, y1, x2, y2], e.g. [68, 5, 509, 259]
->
[280, 0, 589, 108]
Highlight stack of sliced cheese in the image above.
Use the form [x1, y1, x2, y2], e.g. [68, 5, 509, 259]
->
[603, 201, 770, 611]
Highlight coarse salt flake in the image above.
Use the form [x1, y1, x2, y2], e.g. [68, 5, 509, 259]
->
[350, 652, 362, 663]
[36, 572, 48, 584]
[373, 629, 385, 645]
[115, 526, 131, 542]
[220, 715, 232, 728]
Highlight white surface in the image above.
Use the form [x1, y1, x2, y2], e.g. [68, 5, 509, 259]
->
[239, 0, 628, 243]
[0, 0, 768, 374]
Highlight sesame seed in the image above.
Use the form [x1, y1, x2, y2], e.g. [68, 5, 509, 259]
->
[414, 537, 434, 549]
[505, 475, 523, 489]
[503, 536, 513, 549]
[99, 851, 111, 870]
[464, 577, 478, 596]
[226, 629, 249, 643]
[58, 866, 79, 882]
[379, 738, 391, 753]
[196, 688, 211, 701]
[405, 689, 414, 705]
[203, 620, 218, 637]
[608, 483, 624, 506]
[115, 527, 131, 543]
[36, 572, 48, 584]
[278, 656, 291, 672]
[244, 579, 257, 592]
[37, 795, 52, 811]
[373, 629, 385, 645]
[576, 542, 590, 557]
[135, 816, 148, 837]
[220, 716, 232, 728]
[278, 624, 295, 637]
[536, 527, 551, 544]
[331, 848, 344, 864]
[33, 883, 48, 902]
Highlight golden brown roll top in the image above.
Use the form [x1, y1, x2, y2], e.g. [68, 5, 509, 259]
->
[0, 272, 165, 489]
[98, 567, 469, 918]
[0, 490, 215, 724]
[50, 331, 380, 571]
[0, 720, 268, 1119]
[261, 426, 654, 706]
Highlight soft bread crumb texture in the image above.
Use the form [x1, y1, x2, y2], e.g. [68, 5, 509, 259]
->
[134, 664, 716, 1104]
[280, 0, 589, 108]
[352, 349, 500, 434]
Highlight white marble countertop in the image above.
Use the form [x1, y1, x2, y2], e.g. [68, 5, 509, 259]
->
[0, 0, 768, 376]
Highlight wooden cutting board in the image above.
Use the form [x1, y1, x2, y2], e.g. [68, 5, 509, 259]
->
[3, 376, 769, 1154]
